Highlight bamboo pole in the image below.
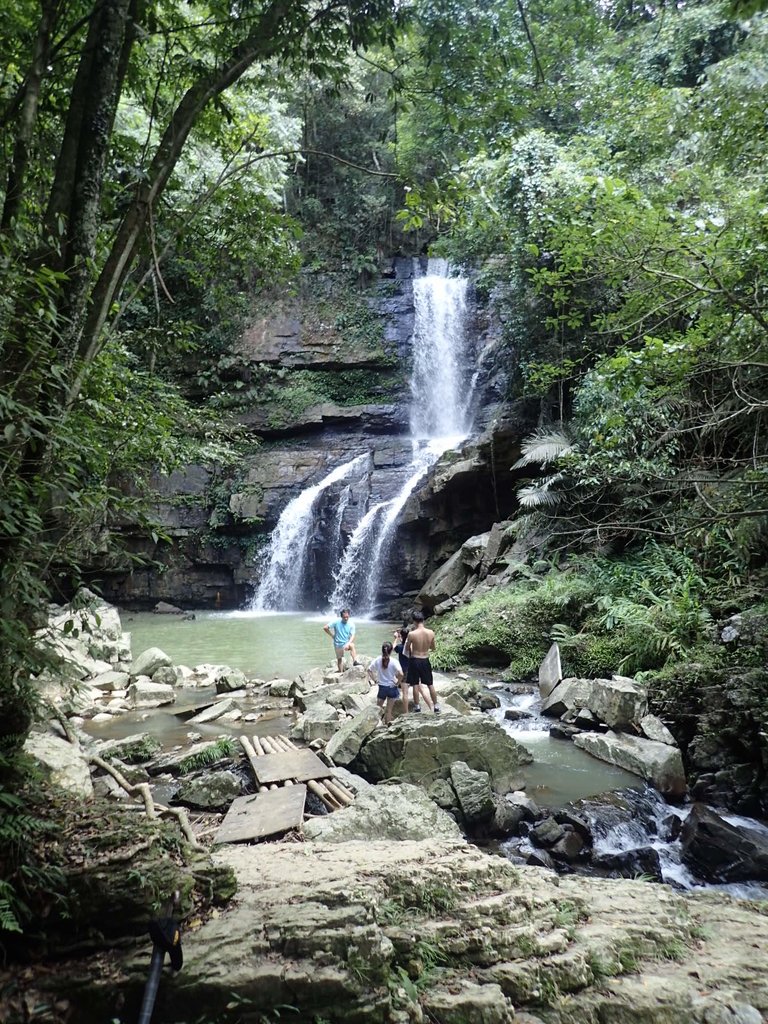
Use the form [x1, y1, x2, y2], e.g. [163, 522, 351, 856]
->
[89, 754, 202, 848]
[323, 778, 354, 807]
[240, 734, 354, 811]
[307, 779, 341, 810]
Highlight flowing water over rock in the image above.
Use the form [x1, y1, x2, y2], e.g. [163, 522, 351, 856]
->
[253, 259, 475, 614]
[492, 687, 768, 898]
[252, 454, 369, 610]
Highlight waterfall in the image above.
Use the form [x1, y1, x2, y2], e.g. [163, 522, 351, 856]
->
[252, 454, 368, 611]
[327, 500, 389, 612]
[331, 260, 473, 613]
[253, 258, 473, 615]
[410, 258, 471, 438]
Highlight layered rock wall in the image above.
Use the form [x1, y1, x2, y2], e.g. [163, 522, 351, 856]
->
[91, 260, 537, 612]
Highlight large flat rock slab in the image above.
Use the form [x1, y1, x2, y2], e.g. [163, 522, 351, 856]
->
[155, 840, 768, 1024]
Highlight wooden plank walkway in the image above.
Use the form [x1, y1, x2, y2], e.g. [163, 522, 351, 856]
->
[240, 733, 355, 813]
[214, 786, 307, 845]
[252, 748, 333, 786]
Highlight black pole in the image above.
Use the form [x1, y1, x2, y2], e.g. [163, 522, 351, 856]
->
[137, 944, 166, 1024]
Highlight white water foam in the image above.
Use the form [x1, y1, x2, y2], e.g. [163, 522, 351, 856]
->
[252, 454, 368, 610]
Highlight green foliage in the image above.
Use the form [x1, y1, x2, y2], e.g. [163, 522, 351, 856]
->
[0, 757, 68, 935]
[285, 59, 403, 272]
[433, 568, 597, 676]
[178, 738, 238, 775]
[0, 0, 403, 764]
[435, 544, 717, 678]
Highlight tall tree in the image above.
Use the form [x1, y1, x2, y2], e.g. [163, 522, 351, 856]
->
[0, 0, 399, 753]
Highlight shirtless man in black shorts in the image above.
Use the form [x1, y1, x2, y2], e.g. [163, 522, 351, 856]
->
[404, 609, 441, 714]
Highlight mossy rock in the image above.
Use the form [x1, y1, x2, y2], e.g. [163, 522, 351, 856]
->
[5, 790, 236, 957]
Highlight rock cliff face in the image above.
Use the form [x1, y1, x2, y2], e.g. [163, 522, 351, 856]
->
[94, 260, 537, 612]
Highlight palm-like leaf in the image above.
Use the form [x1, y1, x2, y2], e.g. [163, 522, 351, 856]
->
[512, 429, 574, 469]
[517, 473, 565, 508]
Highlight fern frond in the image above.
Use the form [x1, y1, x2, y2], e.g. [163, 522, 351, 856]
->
[512, 429, 574, 469]
[517, 474, 566, 508]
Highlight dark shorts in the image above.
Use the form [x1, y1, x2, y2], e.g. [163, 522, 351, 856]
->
[377, 684, 399, 701]
[406, 657, 433, 687]
[395, 643, 409, 675]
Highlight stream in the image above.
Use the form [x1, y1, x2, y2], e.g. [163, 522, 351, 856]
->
[492, 687, 768, 901]
[84, 610, 768, 901]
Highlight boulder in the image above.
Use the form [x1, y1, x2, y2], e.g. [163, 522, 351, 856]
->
[181, 664, 239, 689]
[640, 714, 677, 746]
[147, 738, 232, 776]
[128, 679, 176, 709]
[151, 665, 179, 687]
[154, 601, 183, 614]
[24, 731, 93, 798]
[550, 723, 581, 741]
[481, 520, 514, 572]
[323, 674, 370, 708]
[504, 708, 532, 722]
[293, 703, 343, 742]
[505, 790, 543, 821]
[541, 677, 594, 718]
[450, 761, 495, 826]
[302, 783, 464, 843]
[573, 730, 686, 799]
[356, 715, 532, 793]
[592, 846, 663, 881]
[48, 593, 124, 646]
[294, 666, 327, 694]
[266, 678, 296, 698]
[490, 799, 527, 836]
[418, 546, 474, 613]
[93, 733, 161, 764]
[324, 705, 381, 766]
[176, 770, 243, 810]
[130, 647, 173, 678]
[550, 829, 586, 862]
[189, 698, 237, 723]
[680, 804, 768, 882]
[215, 668, 248, 694]
[538, 643, 562, 699]
[589, 677, 647, 729]
[428, 777, 458, 811]
[339, 693, 370, 714]
[90, 670, 130, 692]
[530, 817, 566, 847]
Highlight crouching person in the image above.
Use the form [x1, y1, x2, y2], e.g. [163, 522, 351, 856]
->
[367, 642, 403, 726]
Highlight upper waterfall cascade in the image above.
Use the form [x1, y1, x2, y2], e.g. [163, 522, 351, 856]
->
[252, 259, 475, 613]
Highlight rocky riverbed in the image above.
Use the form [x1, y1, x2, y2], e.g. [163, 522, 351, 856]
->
[4, 592, 768, 1023]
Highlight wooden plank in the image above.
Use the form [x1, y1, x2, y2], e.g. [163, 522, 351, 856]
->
[172, 700, 215, 720]
[252, 748, 333, 786]
[213, 786, 306, 845]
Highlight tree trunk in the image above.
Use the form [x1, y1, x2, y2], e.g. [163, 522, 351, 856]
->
[77, 0, 299, 378]
[54, 0, 135, 358]
[1, 0, 60, 232]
